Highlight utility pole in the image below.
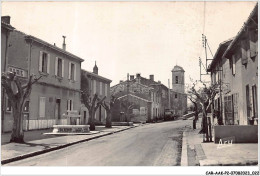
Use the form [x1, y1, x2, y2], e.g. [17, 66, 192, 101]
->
[200, 34, 213, 81]
[168, 79, 171, 109]
[126, 73, 129, 122]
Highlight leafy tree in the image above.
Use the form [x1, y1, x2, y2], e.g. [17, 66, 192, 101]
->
[1, 72, 42, 143]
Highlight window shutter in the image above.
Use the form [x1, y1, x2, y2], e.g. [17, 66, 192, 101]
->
[55, 57, 58, 75]
[67, 100, 69, 111]
[39, 51, 43, 72]
[62, 59, 64, 77]
[241, 40, 248, 65]
[68, 62, 71, 79]
[232, 55, 236, 75]
[100, 82, 102, 95]
[47, 54, 50, 74]
[74, 64, 76, 81]
[71, 100, 73, 110]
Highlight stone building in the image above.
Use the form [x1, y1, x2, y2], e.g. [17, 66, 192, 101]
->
[170, 65, 187, 116]
[110, 74, 159, 122]
[81, 63, 112, 125]
[207, 4, 258, 126]
[1, 17, 84, 132]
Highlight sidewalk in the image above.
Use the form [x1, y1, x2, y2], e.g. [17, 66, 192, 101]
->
[1, 124, 141, 165]
[181, 117, 258, 166]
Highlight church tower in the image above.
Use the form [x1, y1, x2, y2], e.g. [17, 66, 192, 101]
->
[171, 65, 185, 93]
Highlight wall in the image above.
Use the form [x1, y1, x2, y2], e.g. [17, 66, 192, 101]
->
[215, 125, 258, 143]
[172, 71, 185, 93]
[81, 70, 111, 124]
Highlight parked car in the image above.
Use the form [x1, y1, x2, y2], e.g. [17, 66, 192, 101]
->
[164, 109, 175, 121]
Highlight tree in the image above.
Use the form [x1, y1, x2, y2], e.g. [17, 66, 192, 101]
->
[187, 92, 201, 129]
[1, 72, 42, 143]
[120, 99, 134, 122]
[101, 95, 118, 128]
[187, 80, 218, 141]
[81, 90, 106, 131]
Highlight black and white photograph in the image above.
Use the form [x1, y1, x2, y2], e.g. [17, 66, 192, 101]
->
[0, 1, 259, 175]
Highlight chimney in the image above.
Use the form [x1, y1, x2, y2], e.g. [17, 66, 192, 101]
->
[93, 61, 98, 75]
[130, 75, 134, 81]
[120, 80, 123, 84]
[54, 43, 56, 46]
[62, 36, 66, 50]
[149, 75, 154, 81]
[136, 73, 141, 78]
[1, 16, 11, 24]
[158, 81, 161, 84]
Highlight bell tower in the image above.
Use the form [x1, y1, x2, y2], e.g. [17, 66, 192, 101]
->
[171, 65, 185, 93]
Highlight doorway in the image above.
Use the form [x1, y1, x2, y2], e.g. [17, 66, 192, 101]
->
[55, 99, 61, 124]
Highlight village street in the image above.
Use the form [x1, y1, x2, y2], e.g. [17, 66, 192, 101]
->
[5, 119, 191, 166]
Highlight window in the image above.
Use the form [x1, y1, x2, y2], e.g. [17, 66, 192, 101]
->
[100, 82, 102, 95]
[39, 97, 46, 118]
[69, 62, 76, 81]
[175, 94, 178, 99]
[252, 85, 258, 119]
[39, 51, 50, 73]
[6, 98, 11, 112]
[67, 100, 73, 111]
[55, 57, 64, 77]
[246, 85, 251, 118]
[175, 76, 178, 84]
[232, 55, 236, 75]
[23, 101, 29, 112]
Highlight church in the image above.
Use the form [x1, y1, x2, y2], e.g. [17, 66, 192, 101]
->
[169, 65, 187, 116]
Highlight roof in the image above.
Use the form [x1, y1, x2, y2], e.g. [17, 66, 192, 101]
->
[25, 35, 84, 62]
[171, 65, 185, 72]
[81, 69, 112, 83]
[1, 21, 15, 31]
[207, 38, 233, 72]
[117, 94, 152, 103]
[223, 3, 258, 59]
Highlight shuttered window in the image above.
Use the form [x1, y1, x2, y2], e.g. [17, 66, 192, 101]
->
[55, 57, 64, 77]
[39, 51, 50, 74]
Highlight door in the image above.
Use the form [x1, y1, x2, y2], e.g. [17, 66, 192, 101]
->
[55, 99, 61, 124]
[84, 111, 87, 124]
[99, 105, 102, 122]
[224, 95, 233, 125]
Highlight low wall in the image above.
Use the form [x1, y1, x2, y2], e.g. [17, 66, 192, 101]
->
[214, 125, 258, 143]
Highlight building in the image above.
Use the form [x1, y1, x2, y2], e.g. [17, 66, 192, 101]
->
[207, 4, 258, 126]
[110, 74, 159, 122]
[1, 17, 84, 132]
[81, 62, 112, 125]
[1, 16, 15, 132]
[170, 65, 187, 116]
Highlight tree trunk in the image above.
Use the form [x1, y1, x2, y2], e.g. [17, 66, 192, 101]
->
[105, 110, 112, 128]
[88, 110, 95, 131]
[10, 103, 24, 143]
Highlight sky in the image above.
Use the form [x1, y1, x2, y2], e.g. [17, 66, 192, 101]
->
[1, 1, 257, 87]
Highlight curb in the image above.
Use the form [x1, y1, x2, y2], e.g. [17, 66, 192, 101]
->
[199, 159, 258, 166]
[181, 130, 188, 166]
[1, 126, 136, 165]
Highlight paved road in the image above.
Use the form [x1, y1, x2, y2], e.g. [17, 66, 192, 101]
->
[6, 120, 191, 166]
